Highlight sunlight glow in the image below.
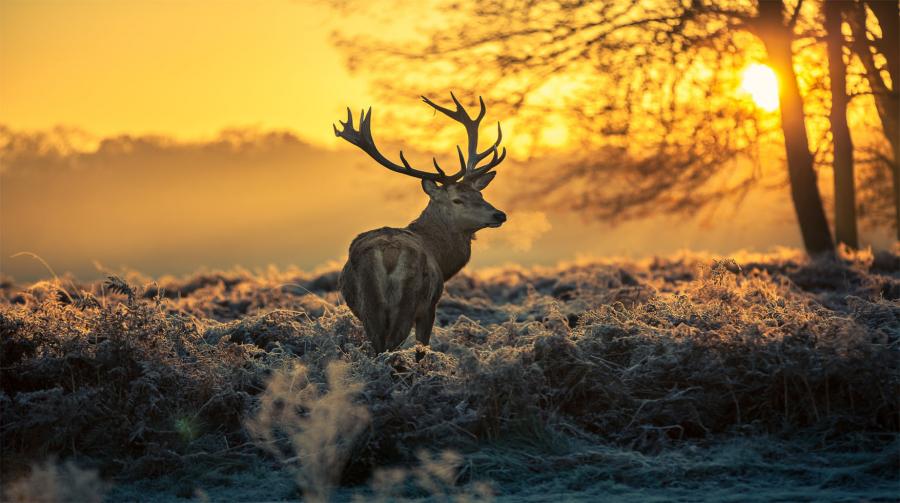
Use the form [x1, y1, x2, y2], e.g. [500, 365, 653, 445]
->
[540, 123, 570, 148]
[740, 64, 779, 112]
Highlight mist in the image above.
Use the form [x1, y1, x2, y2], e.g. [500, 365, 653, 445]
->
[1, 126, 892, 282]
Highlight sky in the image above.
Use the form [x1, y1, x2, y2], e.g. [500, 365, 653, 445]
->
[0, 0, 375, 145]
[0, 0, 894, 281]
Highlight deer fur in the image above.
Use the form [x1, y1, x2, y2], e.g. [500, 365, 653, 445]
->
[334, 94, 508, 356]
[340, 176, 505, 354]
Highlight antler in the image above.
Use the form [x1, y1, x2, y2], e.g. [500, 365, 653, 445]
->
[334, 107, 459, 183]
[333, 93, 506, 185]
[420, 92, 506, 181]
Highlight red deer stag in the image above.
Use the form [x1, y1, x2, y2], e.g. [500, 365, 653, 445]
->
[334, 93, 507, 358]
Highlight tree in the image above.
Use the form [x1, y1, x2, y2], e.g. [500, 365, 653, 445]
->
[751, 0, 833, 254]
[334, 0, 864, 255]
[848, 0, 898, 239]
[825, 0, 858, 248]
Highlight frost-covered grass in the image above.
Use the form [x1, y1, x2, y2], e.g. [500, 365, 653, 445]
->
[1, 249, 898, 501]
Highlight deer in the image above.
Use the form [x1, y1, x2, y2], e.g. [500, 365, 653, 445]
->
[333, 93, 508, 359]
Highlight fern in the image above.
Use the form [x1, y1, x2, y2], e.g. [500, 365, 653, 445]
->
[104, 276, 135, 304]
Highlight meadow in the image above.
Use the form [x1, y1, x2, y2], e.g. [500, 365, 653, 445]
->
[1, 248, 898, 501]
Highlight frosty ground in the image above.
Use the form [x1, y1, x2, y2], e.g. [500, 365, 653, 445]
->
[1, 249, 898, 501]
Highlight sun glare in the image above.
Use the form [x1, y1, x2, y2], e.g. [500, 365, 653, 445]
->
[740, 64, 779, 112]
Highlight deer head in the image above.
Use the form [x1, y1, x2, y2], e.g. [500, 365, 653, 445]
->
[334, 93, 508, 232]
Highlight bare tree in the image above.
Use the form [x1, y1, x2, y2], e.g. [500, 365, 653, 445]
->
[751, 0, 833, 253]
[848, 0, 898, 238]
[825, 0, 858, 248]
[334, 0, 850, 254]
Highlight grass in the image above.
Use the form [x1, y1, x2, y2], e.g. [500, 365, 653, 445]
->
[1, 248, 897, 501]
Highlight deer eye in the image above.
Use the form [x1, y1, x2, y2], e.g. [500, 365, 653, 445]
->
[452, 199, 463, 205]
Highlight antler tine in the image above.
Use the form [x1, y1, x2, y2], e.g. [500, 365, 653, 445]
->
[432, 158, 447, 177]
[475, 122, 503, 163]
[422, 93, 485, 126]
[358, 107, 371, 141]
[469, 146, 507, 178]
[421, 95, 459, 121]
[474, 96, 487, 123]
[449, 92, 466, 116]
[456, 145, 466, 172]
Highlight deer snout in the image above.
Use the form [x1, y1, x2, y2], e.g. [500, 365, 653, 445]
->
[487, 211, 507, 228]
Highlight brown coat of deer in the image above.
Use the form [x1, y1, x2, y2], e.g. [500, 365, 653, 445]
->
[334, 94, 507, 357]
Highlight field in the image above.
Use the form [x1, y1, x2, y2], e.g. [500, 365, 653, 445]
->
[1, 249, 898, 502]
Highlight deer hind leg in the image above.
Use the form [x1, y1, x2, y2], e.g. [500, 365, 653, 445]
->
[414, 306, 436, 362]
[384, 309, 415, 353]
[415, 267, 443, 362]
[382, 273, 419, 352]
[352, 262, 391, 354]
[362, 312, 387, 354]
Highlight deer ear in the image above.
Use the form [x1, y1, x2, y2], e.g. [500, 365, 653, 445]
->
[421, 179, 441, 198]
[468, 171, 497, 191]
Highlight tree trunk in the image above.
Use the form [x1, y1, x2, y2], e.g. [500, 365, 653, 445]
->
[755, 1, 835, 255]
[865, 0, 899, 89]
[826, 1, 858, 249]
[852, 1, 899, 239]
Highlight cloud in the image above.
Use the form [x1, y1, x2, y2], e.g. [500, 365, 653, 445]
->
[0, 125, 318, 172]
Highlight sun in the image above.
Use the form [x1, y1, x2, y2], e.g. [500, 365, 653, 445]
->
[740, 64, 779, 112]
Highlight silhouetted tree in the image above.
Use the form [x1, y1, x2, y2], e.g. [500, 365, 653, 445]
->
[848, 0, 898, 238]
[752, 0, 833, 253]
[825, 0, 858, 248]
[334, 0, 881, 254]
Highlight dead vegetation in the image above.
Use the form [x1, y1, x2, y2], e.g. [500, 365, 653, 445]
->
[1, 249, 897, 499]
[246, 361, 370, 502]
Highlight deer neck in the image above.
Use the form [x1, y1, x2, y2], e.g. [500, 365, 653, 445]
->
[407, 203, 472, 281]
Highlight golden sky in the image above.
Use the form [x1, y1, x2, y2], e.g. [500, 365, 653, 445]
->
[0, 0, 376, 145]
